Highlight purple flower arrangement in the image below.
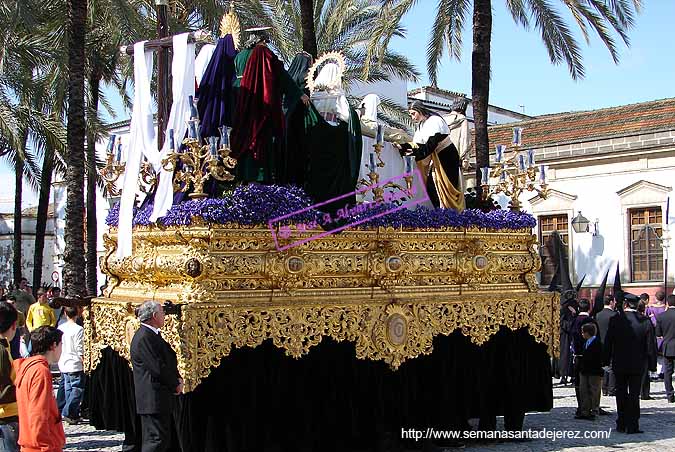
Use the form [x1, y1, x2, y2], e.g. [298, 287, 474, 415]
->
[105, 184, 536, 231]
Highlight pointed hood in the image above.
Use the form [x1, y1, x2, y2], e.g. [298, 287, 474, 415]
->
[612, 262, 623, 297]
[591, 266, 610, 317]
[575, 274, 586, 294]
[613, 262, 625, 312]
[548, 231, 575, 305]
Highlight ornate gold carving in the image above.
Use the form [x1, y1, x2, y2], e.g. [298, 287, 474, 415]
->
[88, 224, 559, 393]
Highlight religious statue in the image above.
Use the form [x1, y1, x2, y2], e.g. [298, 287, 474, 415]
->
[355, 94, 430, 207]
[279, 51, 314, 186]
[302, 52, 362, 217]
[230, 27, 310, 183]
[399, 101, 465, 210]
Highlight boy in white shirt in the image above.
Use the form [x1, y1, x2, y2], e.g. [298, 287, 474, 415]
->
[56, 307, 84, 424]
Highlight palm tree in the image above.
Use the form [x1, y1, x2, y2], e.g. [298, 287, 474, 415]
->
[64, 0, 88, 297]
[237, 0, 419, 91]
[299, 0, 318, 58]
[367, 0, 641, 196]
[0, 0, 64, 287]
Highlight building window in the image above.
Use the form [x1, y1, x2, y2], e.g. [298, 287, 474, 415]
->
[538, 214, 569, 286]
[630, 207, 663, 282]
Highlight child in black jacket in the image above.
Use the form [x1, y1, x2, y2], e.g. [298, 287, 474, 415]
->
[576, 323, 604, 419]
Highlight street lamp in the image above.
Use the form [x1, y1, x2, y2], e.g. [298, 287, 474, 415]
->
[572, 212, 590, 234]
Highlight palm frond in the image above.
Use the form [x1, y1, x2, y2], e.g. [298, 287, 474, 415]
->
[525, 0, 585, 79]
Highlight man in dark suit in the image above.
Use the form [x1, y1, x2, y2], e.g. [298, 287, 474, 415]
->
[596, 295, 617, 396]
[655, 294, 675, 403]
[130, 301, 183, 452]
[604, 293, 657, 434]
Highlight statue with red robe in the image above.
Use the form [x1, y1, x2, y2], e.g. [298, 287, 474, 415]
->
[230, 31, 309, 182]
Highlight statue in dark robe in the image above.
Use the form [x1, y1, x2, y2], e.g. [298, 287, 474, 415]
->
[230, 31, 309, 183]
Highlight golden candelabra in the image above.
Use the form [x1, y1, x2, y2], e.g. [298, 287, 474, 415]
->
[357, 141, 415, 203]
[99, 136, 125, 197]
[480, 129, 548, 211]
[162, 124, 237, 199]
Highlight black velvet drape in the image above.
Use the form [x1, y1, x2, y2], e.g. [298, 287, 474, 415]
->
[90, 327, 552, 451]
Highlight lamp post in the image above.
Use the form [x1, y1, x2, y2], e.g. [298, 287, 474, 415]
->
[662, 228, 671, 295]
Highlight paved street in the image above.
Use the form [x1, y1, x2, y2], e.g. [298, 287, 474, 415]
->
[63, 379, 675, 451]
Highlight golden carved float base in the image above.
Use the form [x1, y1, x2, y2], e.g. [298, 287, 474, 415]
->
[86, 225, 559, 392]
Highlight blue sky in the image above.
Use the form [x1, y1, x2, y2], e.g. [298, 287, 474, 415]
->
[392, 1, 675, 116]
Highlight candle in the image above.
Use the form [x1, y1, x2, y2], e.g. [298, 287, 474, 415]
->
[405, 155, 414, 174]
[527, 149, 535, 166]
[369, 153, 376, 172]
[168, 129, 175, 152]
[495, 144, 505, 163]
[219, 126, 231, 147]
[115, 142, 122, 163]
[512, 127, 523, 146]
[107, 134, 116, 153]
[209, 136, 218, 156]
[188, 95, 199, 119]
[480, 167, 490, 185]
[188, 120, 197, 139]
[518, 154, 526, 171]
[376, 124, 384, 145]
[539, 164, 546, 183]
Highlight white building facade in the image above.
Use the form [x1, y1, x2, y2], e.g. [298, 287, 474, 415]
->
[485, 98, 675, 296]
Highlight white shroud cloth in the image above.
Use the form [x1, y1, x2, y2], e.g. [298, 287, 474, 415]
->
[195, 43, 216, 87]
[117, 34, 195, 258]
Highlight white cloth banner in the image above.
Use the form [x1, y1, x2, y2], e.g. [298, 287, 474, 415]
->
[117, 41, 155, 258]
[150, 33, 195, 222]
[117, 34, 195, 258]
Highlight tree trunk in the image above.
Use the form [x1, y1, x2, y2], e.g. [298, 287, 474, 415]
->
[299, 0, 318, 59]
[32, 141, 55, 291]
[12, 147, 24, 288]
[64, 0, 87, 297]
[86, 74, 101, 297]
[471, 0, 492, 199]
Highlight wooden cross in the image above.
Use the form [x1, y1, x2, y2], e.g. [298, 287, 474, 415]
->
[120, 1, 211, 150]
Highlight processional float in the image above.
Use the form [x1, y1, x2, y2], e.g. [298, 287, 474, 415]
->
[85, 4, 558, 449]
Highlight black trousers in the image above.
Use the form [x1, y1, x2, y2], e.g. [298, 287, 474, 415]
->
[614, 373, 642, 432]
[640, 364, 651, 398]
[602, 366, 616, 395]
[664, 356, 675, 397]
[140, 413, 172, 452]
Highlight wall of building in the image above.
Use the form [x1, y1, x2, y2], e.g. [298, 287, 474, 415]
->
[512, 131, 675, 293]
[0, 214, 57, 288]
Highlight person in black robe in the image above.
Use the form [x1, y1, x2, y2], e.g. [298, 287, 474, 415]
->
[559, 294, 577, 385]
[279, 51, 313, 186]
